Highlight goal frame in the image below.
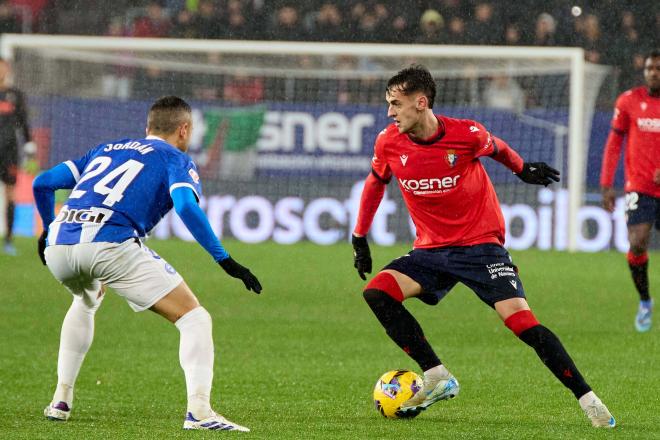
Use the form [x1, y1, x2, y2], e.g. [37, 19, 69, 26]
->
[0, 34, 588, 251]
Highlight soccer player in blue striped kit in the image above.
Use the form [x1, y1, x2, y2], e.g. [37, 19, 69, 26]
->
[33, 96, 261, 431]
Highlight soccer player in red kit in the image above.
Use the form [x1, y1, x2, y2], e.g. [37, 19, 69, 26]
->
[352, 65, 615, 428]
[600, 50, 660, 333]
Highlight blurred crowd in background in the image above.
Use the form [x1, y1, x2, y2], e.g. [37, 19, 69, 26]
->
[0, 0, 657, 93]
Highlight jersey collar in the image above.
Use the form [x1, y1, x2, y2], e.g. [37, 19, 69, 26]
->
[407, 116, 446, 145]
[145, 134, 165, 141]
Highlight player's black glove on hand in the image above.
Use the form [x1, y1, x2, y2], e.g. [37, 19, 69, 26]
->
[515, 162, 560, 186]
[37, 230, 48, 265]
[352, 234, 372, 280]
[219, 257, 262, 294]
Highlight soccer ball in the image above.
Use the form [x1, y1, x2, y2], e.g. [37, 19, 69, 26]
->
[373, 369, 423, 418]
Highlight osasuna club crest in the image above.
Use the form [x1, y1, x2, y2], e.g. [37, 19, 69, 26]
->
[445, 149, 458, 167]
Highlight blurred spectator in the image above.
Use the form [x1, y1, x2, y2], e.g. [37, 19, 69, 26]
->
[373, 3, 390, 29]
[223, 73, 264, 104]
[308, 2, 344, 42]
[171, 8, 197, 39]
[165, 0, 189, 15]
[503, 23, 523, 45]
[620, 51, 649, 92]
[533, 13, 557, 46]
[580, 14, 608, 64]
[347, 2, 366, 41]
[192, 0, 223, 39]
[415, 9, 446, 44]
[267, 5, 307, 41]
[385, 13, 413, 44]
[10, 0, 48, 30]
[101, 17, 132, 100]
[467, 2, 498, 45]
[132, 66, 172, 99]
[0, 1, 20, 34]
[132, 1, 171, 38]
[434, 0, 466, 20]
[446, 16, 467, 44]
[355, 11, 382, 43]
[611, 10, 644, 88]
[191, 53, 223, 101]
[483, 75, 526, 113]
[226, 8, 251, 40]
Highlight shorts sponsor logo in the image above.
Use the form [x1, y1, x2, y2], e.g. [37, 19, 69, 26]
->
[54, 208, 107, 224]
[399, 175, 460, 194]
[487, 263, 516, 280]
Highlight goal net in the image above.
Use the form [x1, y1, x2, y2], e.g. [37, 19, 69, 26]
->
[2, 35, 613, 251]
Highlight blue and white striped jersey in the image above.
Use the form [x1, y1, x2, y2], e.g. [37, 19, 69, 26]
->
[48, 135, 202, 245]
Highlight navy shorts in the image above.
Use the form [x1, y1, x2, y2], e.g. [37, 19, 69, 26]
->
[383, 243, 526, 308]
[625, 192, 660, 230]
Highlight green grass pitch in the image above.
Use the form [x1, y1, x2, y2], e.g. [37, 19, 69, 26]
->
[0, 237, 658, 439]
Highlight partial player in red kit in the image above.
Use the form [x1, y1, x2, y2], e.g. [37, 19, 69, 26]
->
[600, 49, 660, 333]
[352, 65, 615, 428]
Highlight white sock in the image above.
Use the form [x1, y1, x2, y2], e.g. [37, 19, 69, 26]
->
[578, 391, 600, 409]
[53, 299, 98, 406]
[424, 364, 451, 381]
[175, 306, 214, 419]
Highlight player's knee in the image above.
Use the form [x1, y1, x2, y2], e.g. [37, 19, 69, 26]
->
[175, 306, 212, 329]
[72, 296, 100, 315]
[364, 272, 404, 303]
[504, 309, 540, 337]
[627, 249, 649, 264]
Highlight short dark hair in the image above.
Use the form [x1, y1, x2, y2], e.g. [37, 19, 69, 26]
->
[386, 64, 437, 109]
[147, 96, 192, 135]
[646, 49, 660, 60]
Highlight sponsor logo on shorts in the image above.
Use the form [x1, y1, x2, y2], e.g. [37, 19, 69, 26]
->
[487, 262, 517, 280]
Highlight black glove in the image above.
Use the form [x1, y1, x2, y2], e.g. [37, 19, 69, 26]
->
[38, 230, 48, 265]
[352, 234, 372, 280]
[515, 162, 560, 186]
[219, 257, 262, 294]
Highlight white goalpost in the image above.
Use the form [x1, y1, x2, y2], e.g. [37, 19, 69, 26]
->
[1, 34, 610, 251]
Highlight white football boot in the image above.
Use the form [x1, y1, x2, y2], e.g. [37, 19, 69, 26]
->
[398, 374, 460, 416]
[581, 395, 616, 428]
[183, 411, 250, 432]
[44, 401, 71, 421]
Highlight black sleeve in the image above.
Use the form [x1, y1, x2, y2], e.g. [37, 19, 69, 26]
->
[14, 89, 31, 142]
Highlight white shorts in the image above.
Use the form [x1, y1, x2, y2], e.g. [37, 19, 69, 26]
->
[44, 239, 183, 312]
